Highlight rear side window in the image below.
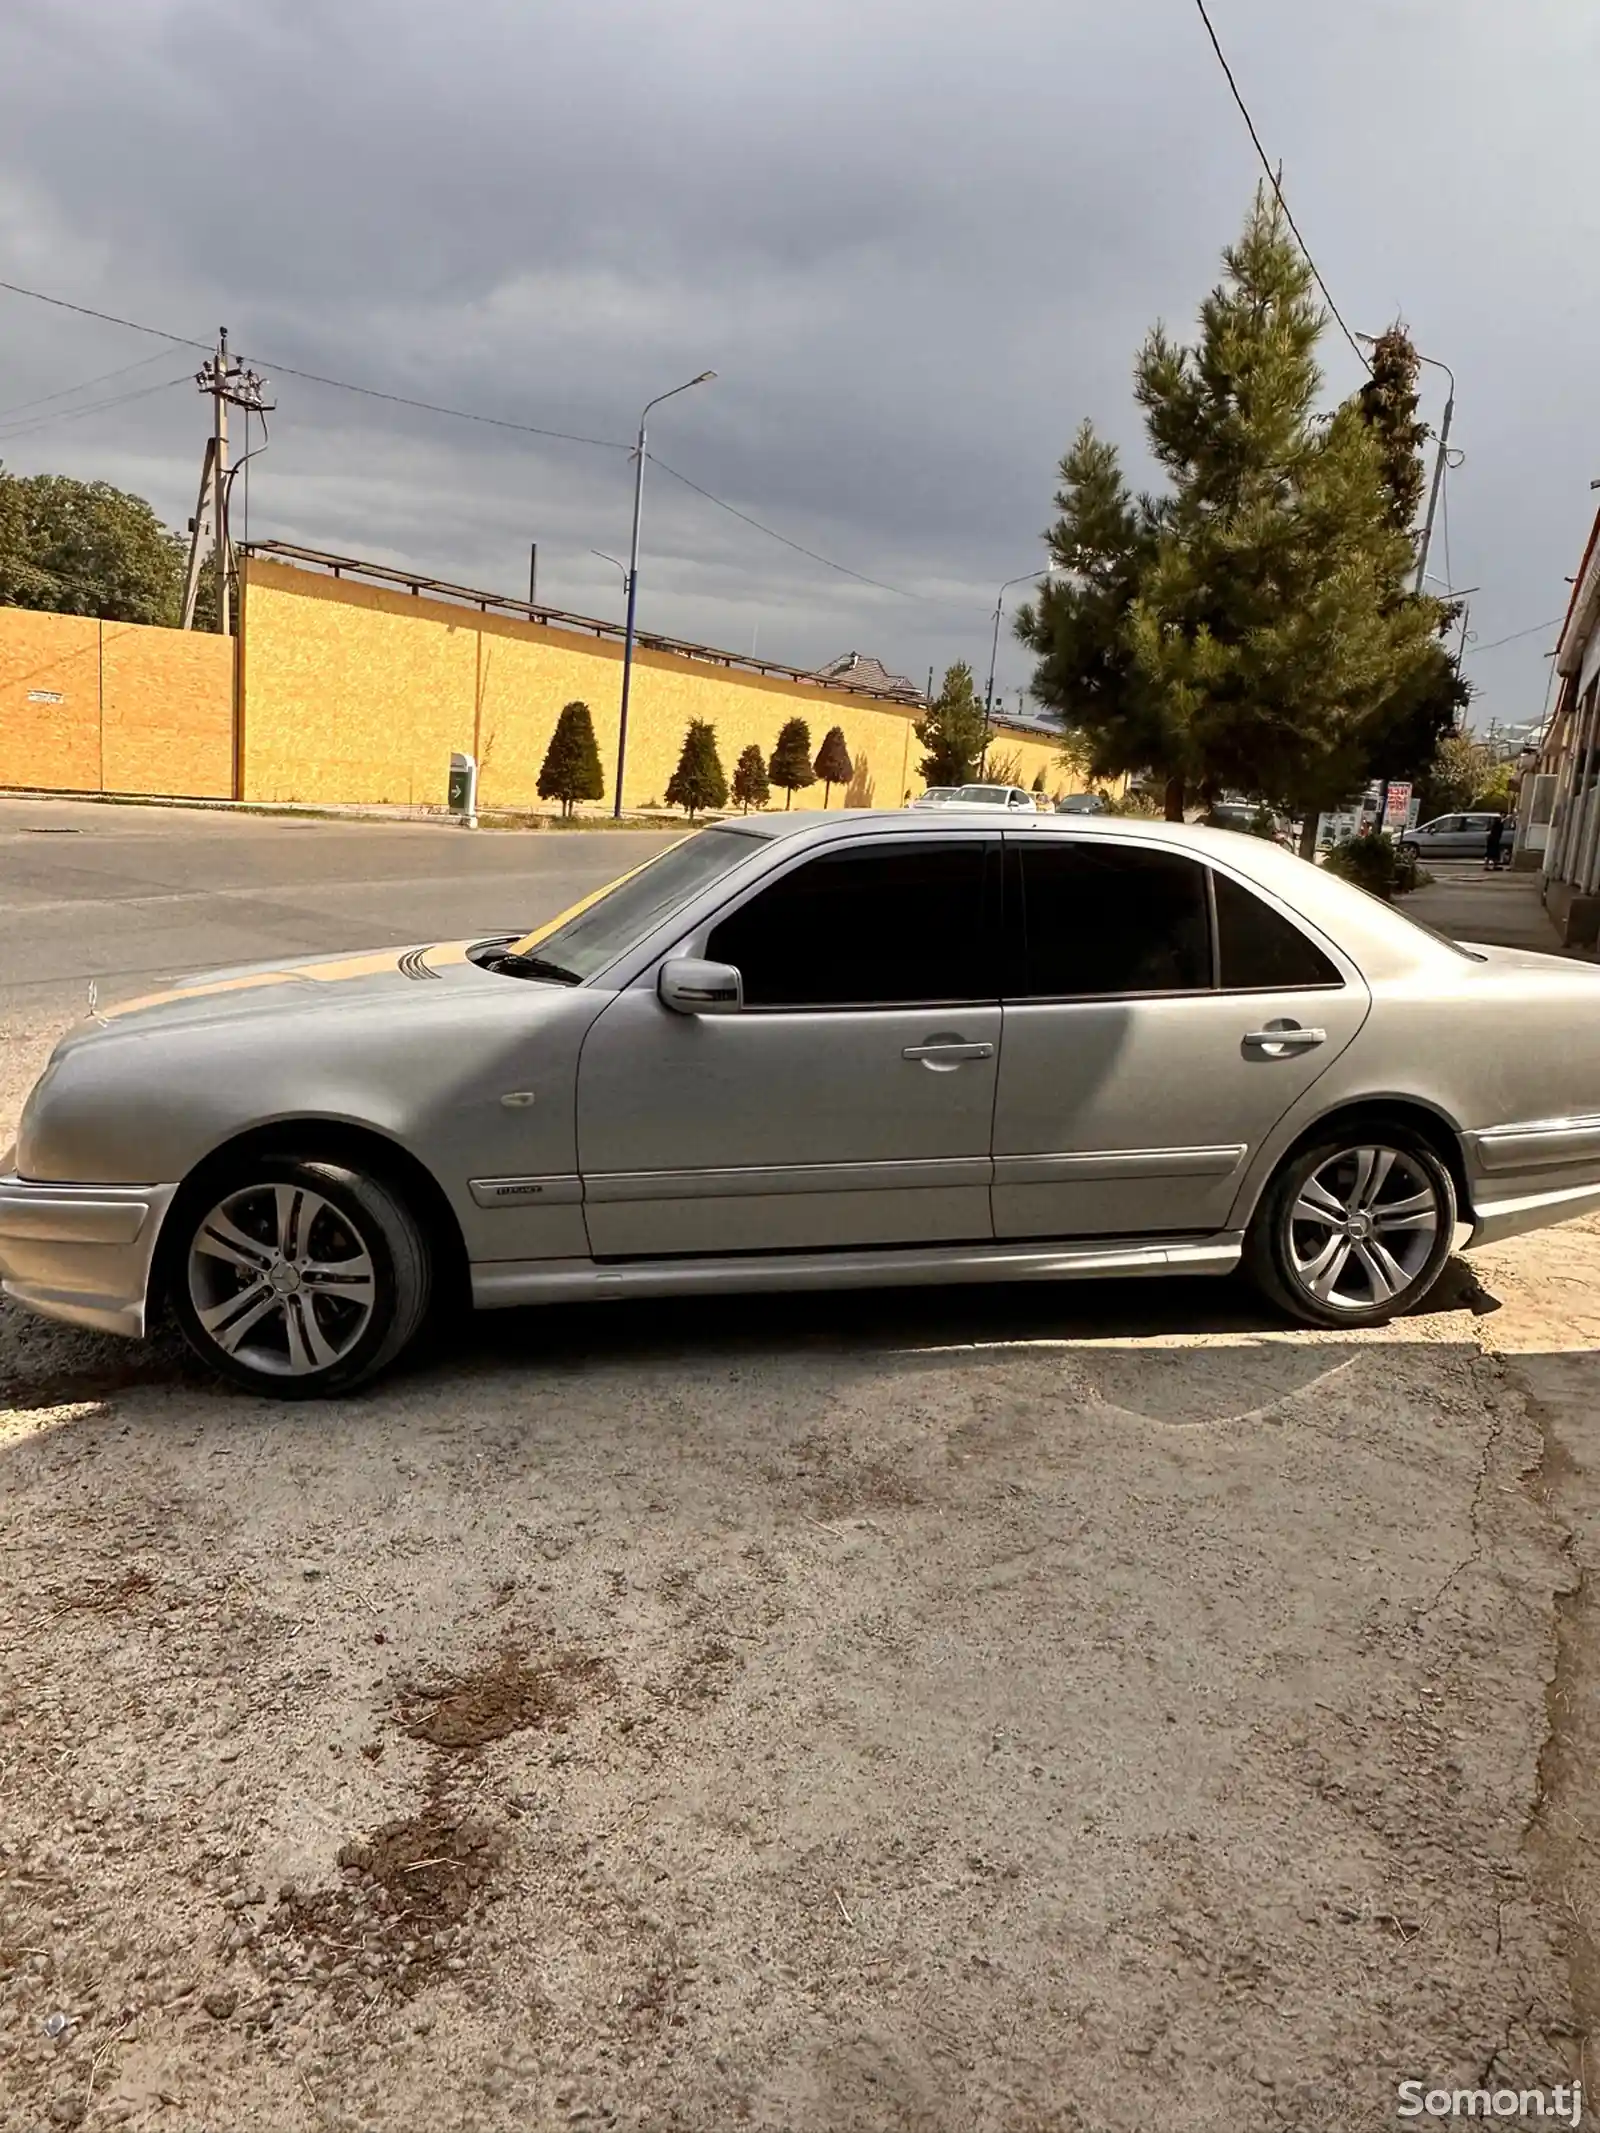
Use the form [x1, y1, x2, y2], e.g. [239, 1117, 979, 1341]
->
[707, 840, 994, 1008]
[1013, 843, 1210, 997]
[1213, 870, 1341, 990]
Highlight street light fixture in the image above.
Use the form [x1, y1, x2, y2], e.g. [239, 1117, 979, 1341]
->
[981, 569, 1053, 773]
[591, 550, 631, 596]
[612, 371, 717, 817]
[1356, 331, 1455, 596]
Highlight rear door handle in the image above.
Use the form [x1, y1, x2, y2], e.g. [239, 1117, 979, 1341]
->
[1244, 1026, 1326, 1054]
[903, 1041, 994, 1064]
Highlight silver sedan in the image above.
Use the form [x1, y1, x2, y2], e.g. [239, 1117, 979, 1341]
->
[4, 812, 1599, 1397]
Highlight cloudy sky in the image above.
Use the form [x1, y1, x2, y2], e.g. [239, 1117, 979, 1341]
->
[1, 0, 1594, 730]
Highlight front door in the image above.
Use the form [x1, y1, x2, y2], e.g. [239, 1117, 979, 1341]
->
[991, 839, 1370, 1240]
[577, 835, 1001, 1257]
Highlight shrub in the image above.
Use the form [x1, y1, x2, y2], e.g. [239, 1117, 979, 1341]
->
[731, 743, 769, 813]
[536, 700, 604, 817]
[665, 720, 728, 818]
[769, 718, 816, 807]
[813, 725, 854, 805]
[1324, 830, 1406, 899]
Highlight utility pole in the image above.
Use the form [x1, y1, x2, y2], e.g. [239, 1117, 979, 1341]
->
[528, 543, 538, 610]
[181, 329, 273, 633]
[1411, 360, 1455, 596]
[612, 371, 716, 817]
[982, 569, 1051, 776]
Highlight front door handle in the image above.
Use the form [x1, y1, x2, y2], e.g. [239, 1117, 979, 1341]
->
[1243, 1025, 1327, 1056]
[903, 1040, 994, 1066]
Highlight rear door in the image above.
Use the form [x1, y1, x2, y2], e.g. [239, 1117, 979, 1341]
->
[990, 838, 1371, 1240]
[576, 835, 1002, 1257]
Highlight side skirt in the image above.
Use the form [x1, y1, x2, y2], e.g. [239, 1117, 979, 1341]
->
[471, 1232, 1245, 1310]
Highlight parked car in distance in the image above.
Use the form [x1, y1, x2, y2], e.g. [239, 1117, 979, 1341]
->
[6, 812, 1600, 1397]
[1398, 811, 1509, 861]
[1056, 792, 1110, 815]
[944, 784, 1040, 811]
[908, 787, 961, 809]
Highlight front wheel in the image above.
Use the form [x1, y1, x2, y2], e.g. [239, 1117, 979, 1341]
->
[1246, 1128, 1457, 1329]
[171, 1157, 432, 1396]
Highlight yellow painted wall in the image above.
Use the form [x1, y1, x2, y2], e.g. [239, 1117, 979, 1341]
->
[0, 606, 232, 797]
[240, 559, 1097, 811]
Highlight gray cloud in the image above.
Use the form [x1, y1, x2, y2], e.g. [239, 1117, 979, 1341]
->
[2, 0, 1593, 726]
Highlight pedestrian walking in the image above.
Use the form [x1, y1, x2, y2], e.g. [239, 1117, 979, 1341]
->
[1484, 814, 1505, 871]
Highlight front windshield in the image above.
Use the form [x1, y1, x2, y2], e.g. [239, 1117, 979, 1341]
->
[504, 826, 769, 982]
[959, 785, 1009, 803]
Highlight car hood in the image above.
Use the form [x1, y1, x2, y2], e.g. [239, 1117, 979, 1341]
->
[76, 939, 520, 1040]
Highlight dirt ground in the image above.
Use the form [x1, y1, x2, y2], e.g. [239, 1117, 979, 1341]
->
[4, 1009, 1600, 2132]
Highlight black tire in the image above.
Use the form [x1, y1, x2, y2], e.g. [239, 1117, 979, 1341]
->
[1245, 1123, 1457, 1330]
[169, 1156, 431, 1397]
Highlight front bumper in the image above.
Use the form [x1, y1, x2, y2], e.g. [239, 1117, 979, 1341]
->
[0, 1173, 178, 1337]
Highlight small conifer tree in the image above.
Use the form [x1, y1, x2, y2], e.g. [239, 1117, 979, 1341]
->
[732, 742, 770, 812]
[536, 700, 604, 817]
[768, 717, 817, 808]
[665, 719, 729, 818]
[813, 725, 854, 806]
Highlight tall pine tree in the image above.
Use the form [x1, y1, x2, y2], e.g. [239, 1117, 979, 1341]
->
[913, 662, 988, 787]
[1019, 193, 1454, 834]
[1015, 429, 1174, 807]
[1357, 327, 1428, 534]
[1353, 325, 1470, 810]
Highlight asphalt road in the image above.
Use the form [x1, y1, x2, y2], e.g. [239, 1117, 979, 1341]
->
[0, 796, 680, 1021]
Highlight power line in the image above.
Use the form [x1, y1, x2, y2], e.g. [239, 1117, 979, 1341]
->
[1463, 616, 1566, 657]
[258, 359, 627, 452]
[0, 373, 193, 444]
[0, 344, 187, 424]
[646, 453, 916, 599]
[0, 278, 210, 349]
[0, 276, 625, 451]
[0, 273, 950, 605]
[1188, 0, 1369, 370]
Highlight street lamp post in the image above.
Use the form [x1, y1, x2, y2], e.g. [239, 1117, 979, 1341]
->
[981, 570, 1052, 775]
[612, 371, 717, 817]
[591, 550, 631, 598]
[1358, 333, 1455, 595]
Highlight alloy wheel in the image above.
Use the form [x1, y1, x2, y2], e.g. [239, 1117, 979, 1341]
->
[1285, 1144, 1444, 1313]
[186, 1181, 379, 1378]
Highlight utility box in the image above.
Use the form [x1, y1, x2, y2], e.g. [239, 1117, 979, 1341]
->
[447, 751, 478, 828]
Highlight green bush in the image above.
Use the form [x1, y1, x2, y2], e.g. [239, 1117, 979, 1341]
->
[1324, 830, 1411, 899]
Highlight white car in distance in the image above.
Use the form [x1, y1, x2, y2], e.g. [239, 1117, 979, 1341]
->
[908, 784, 1040, 812]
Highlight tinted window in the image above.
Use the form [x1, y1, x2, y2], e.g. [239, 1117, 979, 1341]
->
[1014, 843, 1210, 997]
[707, 841, 992, 1008]
[1213, 869, 1341, 990]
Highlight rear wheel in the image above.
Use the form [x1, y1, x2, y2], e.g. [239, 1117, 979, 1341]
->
[171, 1157, 431, 1396]
[1246, 1126, 1457, 1329]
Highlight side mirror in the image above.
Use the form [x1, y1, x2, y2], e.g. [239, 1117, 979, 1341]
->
[658, 956, 743, 1016]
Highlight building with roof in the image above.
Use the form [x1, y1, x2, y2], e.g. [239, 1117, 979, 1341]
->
[1524, 506, 1600, 941]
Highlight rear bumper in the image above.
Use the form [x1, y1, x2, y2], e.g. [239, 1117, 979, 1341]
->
[0, 1173, 178, 1337]
[1466, 1114, 1600, 1249]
